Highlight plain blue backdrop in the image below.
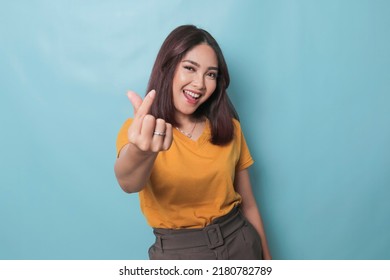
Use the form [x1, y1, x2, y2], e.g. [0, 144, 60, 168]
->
[1, 0, 389, 259]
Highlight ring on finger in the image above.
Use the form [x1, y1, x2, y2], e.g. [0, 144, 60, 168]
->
[153, 131, 166, 136]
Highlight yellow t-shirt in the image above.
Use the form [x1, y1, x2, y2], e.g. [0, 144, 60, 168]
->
[116, 118, 254, 229]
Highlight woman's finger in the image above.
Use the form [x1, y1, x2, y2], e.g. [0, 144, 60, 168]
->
[151, 118, 166, 152]
[162, 123, 173, 151]
[127, 90, 143, 115]
[136, 114, 155, 151]
[135, 90, 156, 118]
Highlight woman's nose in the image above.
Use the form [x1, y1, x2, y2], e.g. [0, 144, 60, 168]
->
[192, 73, 205, 89]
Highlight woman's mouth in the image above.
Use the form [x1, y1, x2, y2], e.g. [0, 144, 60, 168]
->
[183, 90, 201, 104]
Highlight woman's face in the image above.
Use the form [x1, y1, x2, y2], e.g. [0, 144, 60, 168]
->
[172, 44, 218, 119]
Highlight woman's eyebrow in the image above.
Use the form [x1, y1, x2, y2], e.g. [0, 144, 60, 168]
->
[182, 59, 218, 71]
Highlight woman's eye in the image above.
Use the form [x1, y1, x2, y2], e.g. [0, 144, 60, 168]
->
[184, 66, 195, 71]
[207, 72, 217, 79]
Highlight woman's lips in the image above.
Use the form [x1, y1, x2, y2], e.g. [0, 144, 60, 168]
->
[183, 90, 201, 104]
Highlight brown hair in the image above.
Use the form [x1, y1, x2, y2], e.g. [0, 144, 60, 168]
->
[146, 25, 238, 145]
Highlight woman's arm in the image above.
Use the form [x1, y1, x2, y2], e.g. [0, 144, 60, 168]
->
[114, 142, 158, 193]
[234, 168, 272, 260]
[114, 90, 173, 193]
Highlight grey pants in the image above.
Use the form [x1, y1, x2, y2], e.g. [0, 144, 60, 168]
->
[148, 207, 262, 260]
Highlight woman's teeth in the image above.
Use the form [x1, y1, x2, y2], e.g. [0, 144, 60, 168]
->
[184, 90, 200, 99]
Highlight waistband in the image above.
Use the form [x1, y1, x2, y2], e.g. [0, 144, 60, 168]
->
[152, 207, 246, 250]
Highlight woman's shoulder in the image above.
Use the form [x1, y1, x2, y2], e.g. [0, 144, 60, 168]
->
[117, 118, 133, 137]
[120, 118, 133, 128]
[232, 118, 242, 131]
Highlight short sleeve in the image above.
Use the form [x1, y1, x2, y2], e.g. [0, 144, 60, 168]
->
[116, 118, 133, 157]
[234, 119, 254, 171]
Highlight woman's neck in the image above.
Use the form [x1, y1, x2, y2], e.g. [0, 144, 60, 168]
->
[175, 114, 205, 140]
[175, 113, 197, 128]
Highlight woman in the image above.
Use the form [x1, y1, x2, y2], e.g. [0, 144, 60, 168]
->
[114, 25, 271, 260]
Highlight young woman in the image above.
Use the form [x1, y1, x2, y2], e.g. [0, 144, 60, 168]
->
[114, 25, 271, 260]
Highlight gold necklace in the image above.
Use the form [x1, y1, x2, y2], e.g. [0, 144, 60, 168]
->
[175, 121, 197, 138]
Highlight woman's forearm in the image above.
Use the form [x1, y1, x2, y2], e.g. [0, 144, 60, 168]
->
[114, 143, 158, 193]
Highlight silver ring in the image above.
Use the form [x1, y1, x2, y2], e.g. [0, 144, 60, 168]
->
[153, 131, 166, 136]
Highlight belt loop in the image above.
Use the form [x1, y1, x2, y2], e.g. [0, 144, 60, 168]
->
[156, 235, 164, 253]
[238, 211, 248, 226]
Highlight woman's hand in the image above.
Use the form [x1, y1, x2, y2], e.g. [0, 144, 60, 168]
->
[127, 89, 173, 153]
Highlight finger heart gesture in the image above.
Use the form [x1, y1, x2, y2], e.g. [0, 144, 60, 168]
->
[127, 90, 173, 153]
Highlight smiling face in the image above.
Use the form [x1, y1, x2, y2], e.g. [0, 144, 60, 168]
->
[172, 44, 218, 121]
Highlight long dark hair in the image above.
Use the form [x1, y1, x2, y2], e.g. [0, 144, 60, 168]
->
[147, 25, 238, 145]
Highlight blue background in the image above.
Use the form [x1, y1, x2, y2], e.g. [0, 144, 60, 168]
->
[1, 0, 389, 260]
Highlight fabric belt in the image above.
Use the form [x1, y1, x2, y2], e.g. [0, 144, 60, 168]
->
[152, 207, 246, 250]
